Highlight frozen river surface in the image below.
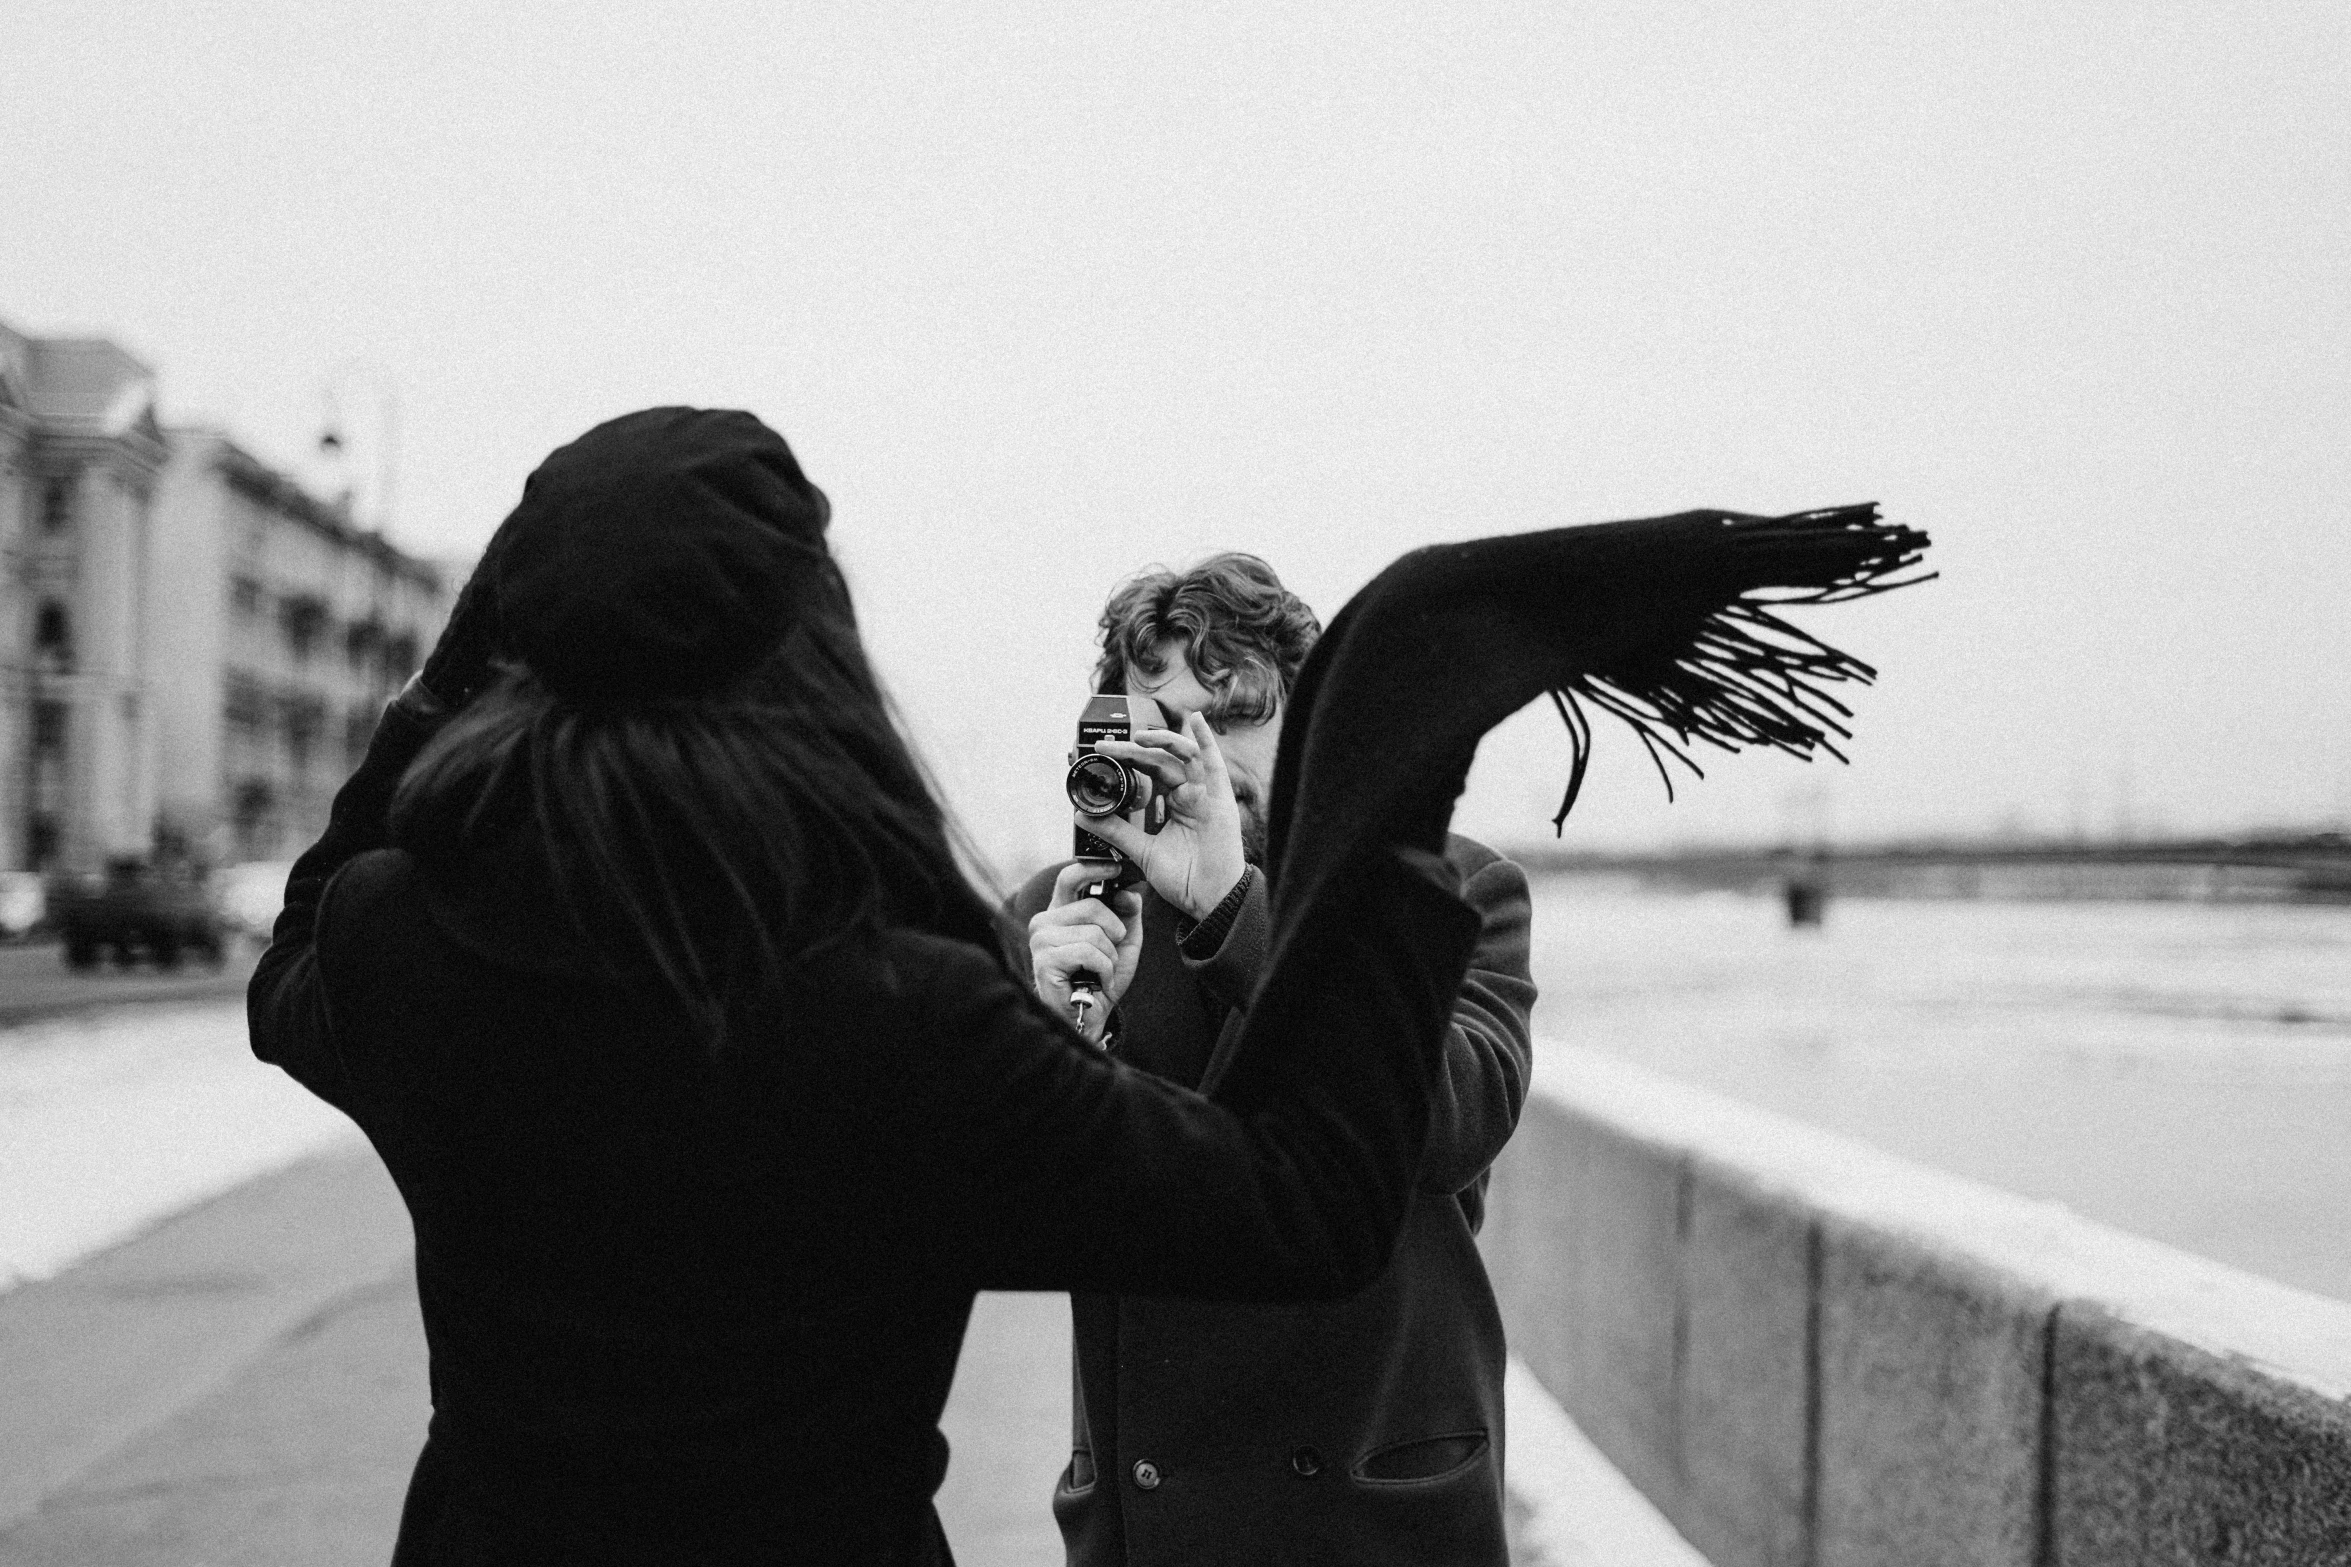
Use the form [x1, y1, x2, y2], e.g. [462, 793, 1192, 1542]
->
[1525, 880, 2351, 1303]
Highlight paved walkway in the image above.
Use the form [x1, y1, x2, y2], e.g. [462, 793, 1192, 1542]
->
[0, 1149, 1695, 1565]
[0, 1151, 416, 1565]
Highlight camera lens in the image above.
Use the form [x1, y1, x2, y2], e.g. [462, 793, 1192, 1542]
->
[1066, 754, 1133, 817]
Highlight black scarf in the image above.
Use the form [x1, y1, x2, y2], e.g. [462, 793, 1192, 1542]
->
[1263, 504, 1932, 933]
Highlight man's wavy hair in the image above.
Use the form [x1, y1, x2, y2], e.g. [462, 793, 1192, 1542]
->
[1093, 553, 1320, 725]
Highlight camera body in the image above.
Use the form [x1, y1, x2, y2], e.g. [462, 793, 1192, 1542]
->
[1067, 693, 1169, 891]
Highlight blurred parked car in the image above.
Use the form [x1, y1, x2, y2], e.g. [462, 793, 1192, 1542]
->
[217, 859, 297, 943]
[49, 859, 229, 970]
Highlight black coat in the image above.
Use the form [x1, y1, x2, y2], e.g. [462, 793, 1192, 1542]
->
[1012, 837, 1535, 1565]
[248, 698, 1480, 1566]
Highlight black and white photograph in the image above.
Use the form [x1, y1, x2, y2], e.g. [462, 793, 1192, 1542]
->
[0, 4, 2345, 1564]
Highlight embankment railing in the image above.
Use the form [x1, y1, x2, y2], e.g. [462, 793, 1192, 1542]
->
[1481, 1047, 2351, 1566]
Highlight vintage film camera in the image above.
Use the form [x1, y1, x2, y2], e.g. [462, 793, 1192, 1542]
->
[1062, 692, 1171, 1035]
[1066, 693, 1170, 895]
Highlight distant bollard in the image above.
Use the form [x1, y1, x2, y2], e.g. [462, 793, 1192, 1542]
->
[1782, 877, 1826, 928]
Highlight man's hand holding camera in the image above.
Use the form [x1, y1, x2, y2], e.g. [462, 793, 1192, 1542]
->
[1029, 711, 1251, 1040]
[1080, 712, 1249, 921]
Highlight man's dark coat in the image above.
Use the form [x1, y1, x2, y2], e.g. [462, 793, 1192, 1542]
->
[1013, 835, 1535, 1566]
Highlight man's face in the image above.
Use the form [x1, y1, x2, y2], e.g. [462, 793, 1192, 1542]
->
[1125, 639, 1282, 865]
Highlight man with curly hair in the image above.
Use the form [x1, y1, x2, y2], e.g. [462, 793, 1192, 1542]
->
[1012, 552, 1536, 1565]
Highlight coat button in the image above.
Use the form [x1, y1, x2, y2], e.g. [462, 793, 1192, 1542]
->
[1290, 1446, 1323, 1478]
[1132, 1460, 1161, 1490]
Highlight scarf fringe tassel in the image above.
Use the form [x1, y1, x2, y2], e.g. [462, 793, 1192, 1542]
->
[1546, 504, 1933, 830]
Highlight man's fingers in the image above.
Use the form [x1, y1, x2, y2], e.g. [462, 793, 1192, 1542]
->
[1029, 896, 1127, 945]
[1033, 921, 1117, 969]
[1182, 711, 1236, 791]
[1089, 737, 1190, 790]
[1080, 810, 1144, 858]
[1121, 727, 1203, 763]
[1055, 933, 1115, 976]
[1049, 860, 1124, 908]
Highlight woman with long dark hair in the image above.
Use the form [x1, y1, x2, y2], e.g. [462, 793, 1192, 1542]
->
[250, 408, 1479, 1565]
[252, 406, 1925, 1564]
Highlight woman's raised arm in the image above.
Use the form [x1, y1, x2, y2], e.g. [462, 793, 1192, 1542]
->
[778, 853, 1480, 1301]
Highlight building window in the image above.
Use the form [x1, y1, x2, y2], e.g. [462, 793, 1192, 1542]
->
[232, 779, 275, 858]
[283, 694, 327, 783]
[344, 617, 384, 672]
[31, 698, 67, 757]
[280, 594, 331, 661]
[28, 697, 68, 870]
[33, 600, 73, 673]
[223, 671, 267, 734]
[229, 575, 264, 618]
[40, 476, 75, 533]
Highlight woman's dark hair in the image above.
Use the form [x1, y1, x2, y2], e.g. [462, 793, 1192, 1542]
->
[1093, 552, 1320, 724]
[387, 556, 1003, 1054]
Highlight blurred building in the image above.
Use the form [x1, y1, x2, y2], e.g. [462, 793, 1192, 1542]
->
[152, 431, 448, 863]
[1, 315, 451, 871]
[0, 323, 168, 872]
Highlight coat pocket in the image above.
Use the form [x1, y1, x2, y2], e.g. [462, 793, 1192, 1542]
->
[1353, 1430, 1489, 1484]
[1332, 1429, 1506, 1564]
[1052, 1448, 1123, 1565]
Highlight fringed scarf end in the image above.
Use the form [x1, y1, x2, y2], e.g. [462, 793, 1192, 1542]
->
[1547, 503, 1932, 832]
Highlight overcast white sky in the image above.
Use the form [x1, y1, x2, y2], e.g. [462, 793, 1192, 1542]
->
[6, 1, 2345, 871]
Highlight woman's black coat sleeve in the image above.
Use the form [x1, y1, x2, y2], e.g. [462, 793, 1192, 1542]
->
[804, 852, 1481, 1302]
[247, 692, 446, 1116]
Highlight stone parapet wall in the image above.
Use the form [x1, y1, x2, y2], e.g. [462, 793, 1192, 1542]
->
[1481, 1047, 2351, 1566]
